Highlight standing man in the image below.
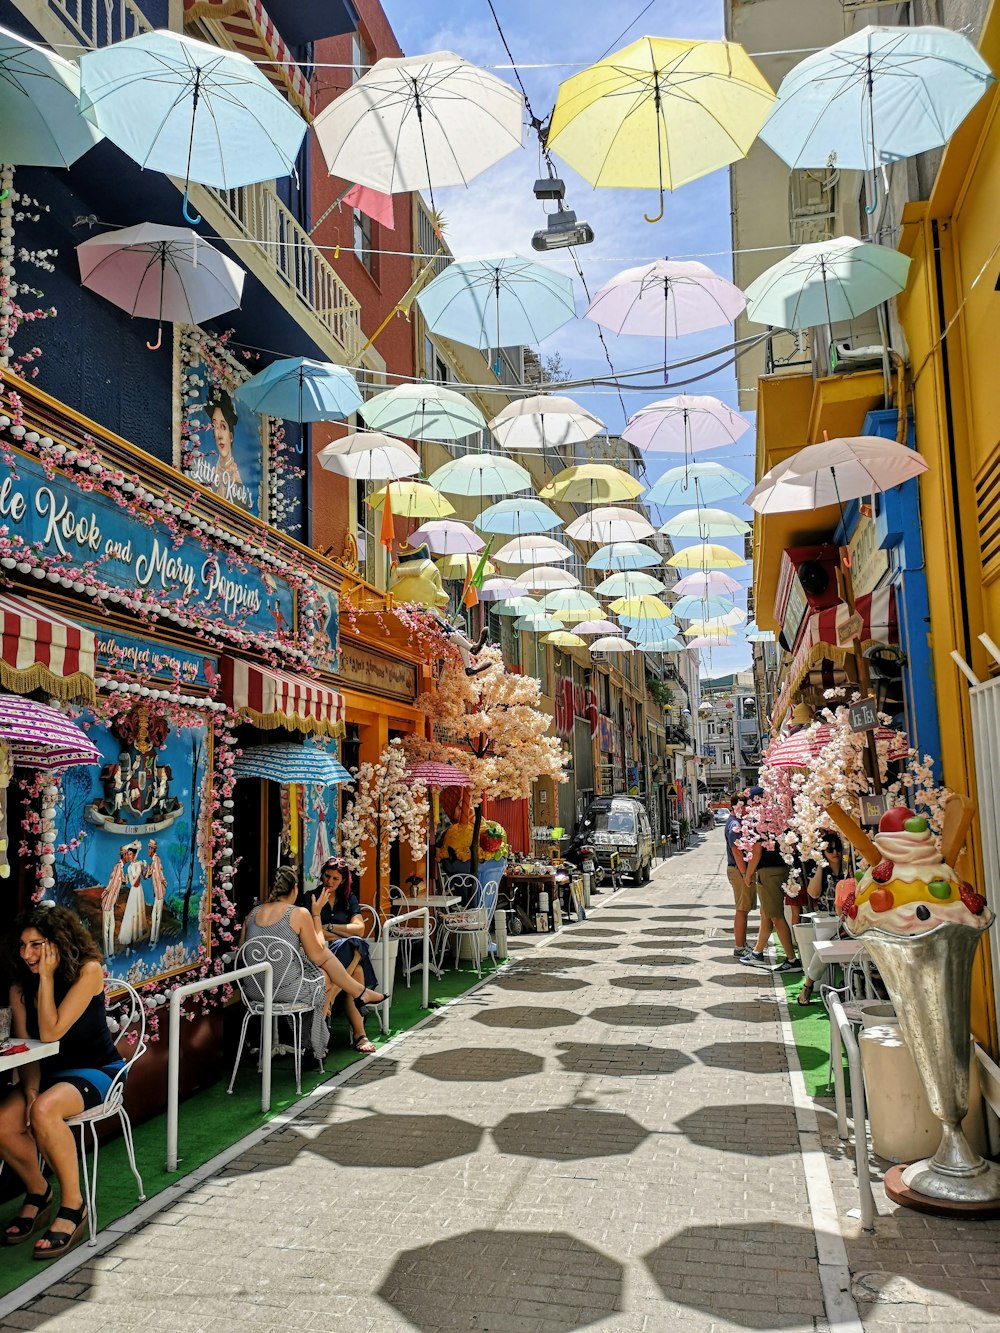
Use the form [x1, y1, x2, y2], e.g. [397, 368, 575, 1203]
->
[739, 785, 802, 973]
[102, 846, 128, 957]
[145, 838, 167, 946]
[724, 793, 755, 958]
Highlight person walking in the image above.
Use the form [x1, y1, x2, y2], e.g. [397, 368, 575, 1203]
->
[739, 786, 802, 973]
[724, 793, 755, 957]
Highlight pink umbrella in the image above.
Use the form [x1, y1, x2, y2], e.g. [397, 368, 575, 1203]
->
[408, 520, 485, 555]
[574, 620, 622, 637]
[0, 696, 101, 769]
[685, 635, 729, 650]
[766, 725, 908, 769]
[479, 577, 521, 602]
[671, 570, 743, 596]
[343, 182, 395, 229]
[407, 761, 471, 788]
[622, 395, 752, 456]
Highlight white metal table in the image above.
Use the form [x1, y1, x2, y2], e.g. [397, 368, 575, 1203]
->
[0, 1038, 58, 1075]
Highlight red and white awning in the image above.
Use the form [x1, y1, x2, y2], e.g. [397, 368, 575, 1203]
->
[220, 657, 344, 737]
[0, 593, 96, 702]
[184, 0, 314, 118]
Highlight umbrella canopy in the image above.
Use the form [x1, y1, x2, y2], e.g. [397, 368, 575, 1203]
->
[565, 507, 656, 543]
[366, 481, 455, 520]
[313, 51, 522, 200]
[759, 24, 995, 171]
[587, 541, 662, 571]
[538, 590, 602, 620]
[0, 697, 100, 770]
[495, 596, 542, 617]
[623, 394, 752, 453]
[594, 571, 665, 597]
[407, 760, 472, 788]
[232, 744, 352, 786]
[513, 567, 581, 591]
[608, 594, 673, 620]
[744, 236, 911, 330]
[492, 534, 572, 565]
[645, 462, 750, 507]
[686, 635, 731, 649]
[590, 636, 636, 654]
[317, 433, 420, 482]
[361, 383, 486, 442]
[668, 542, 746, 570]
[547, 36, 774, 218]
[489, 394, 604, 451]
[747, 437, 929, 514]
[573, 619, 622, 637]
[408, 520, 484, 555]
[766, 724, 908, 769]
[234, 357, 363, 422]
[683, 622, 734, 638]
[427, 454, 532, 497]
[745, 623, 777, 643]
[660, 507, 750, 538]
[672, 569, 742, 596]
[476, 497, 562, 535]
[540, 463, 644, 505]
[628, 632, 686, 652]
[0, 24, 104, 167]
[671, 593, 736, 619]
[437, 553, 497, 580]
[585, 261, 746, 341]
[479, 576, 521, 602]
[542, 631, 587, 649]
[77, 224, 244, 347]
[515, 614, 565, 633]
[415, 255, 576, 350]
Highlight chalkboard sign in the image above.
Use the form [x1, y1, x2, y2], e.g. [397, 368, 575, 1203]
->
[849, 698, 879, 732]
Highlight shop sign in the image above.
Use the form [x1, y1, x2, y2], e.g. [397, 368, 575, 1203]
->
[848, 697, 879, 732]
[781, 577, 809, 651]
[848, 514, 889, 599]
[554, 675, 598, 738]
[859, 792, 891, 826]
[86, 623, 216, 690]
[0, 452, 292, 636]
[838, 611, 864, 646]
[336, 644, 417, 701]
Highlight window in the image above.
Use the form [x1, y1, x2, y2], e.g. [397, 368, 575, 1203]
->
[351, 31, 372, 84]
[353, 208, 376, 279]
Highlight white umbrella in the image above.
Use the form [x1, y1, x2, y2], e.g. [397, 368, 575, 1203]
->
[590, 636, 636, 654]
[513, 567, 581, 591]
[407, 520, 484, 555]
[671, 569, 743, 596]
[492, 535, 573, 566]
[565, 507, 656, 544]
[495, 596, 542, 617]
[574, 620, 622, 637]
[747, 437, 929, 513]
[488, 394, 605, 451]
[479, 577, 521, 602]
[427, 454, 531, 497]
[317, 432, 420, 482]
[622, 395, 752, 454]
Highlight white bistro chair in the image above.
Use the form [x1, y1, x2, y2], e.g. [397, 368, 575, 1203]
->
[437, 878, 501, 978]
[228, 936, 320, 1097]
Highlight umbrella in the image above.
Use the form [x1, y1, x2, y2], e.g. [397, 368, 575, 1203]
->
[668, 543, 746, 570]
[759, 25, 995, 172]
[586, 541, 662, 571]
[234, 357, 363, 422]
[645, 462, 749, 507]
[437, 553, 497, 581]
[492, 535, 572, 565]
[476, 497, 562, 535]
[366, 481, 455, 520]
[415, 255, 576, 351]
[684, 635, 729, 650]
[479, 576, 521, 602]
[671, 593, 736, 619]
[515, 614, 565, 633]
[683, 622, 734, 638]
[0, 697, 100, 770]
[543, 631, 587, 649]
[540, 463, 644, 505]
[427, 454, 531, 497]
[745, 623, 777, 643]
[313, 51, 522, 209]
[628, 632, 686, 652]
[407, 760, 471, 788]
[608, 595, 672, 620]
[659, 508, 750, 538]
[565, 507, 656, 544]
[317, 433, 420, 482]
[408, 520, 484, 555]
[489, 395, 604, 451]
[76, 224, 244, 351]
[672, 569, 742, 596]
[513, 567, 581, 591]
[590, 636, 636, 654]
[79, 31, 307, 221]
[573, 620, 622, 637]
[361, 383, 486, 442]
[232, 744, 352, 786]
[547, 36, 774, 220]
[746, 437, 929, 514]
[766, 724, 908, 769]
[585, 262, 746, 355]
[0, 24, 104, 167]
[495, 596, 542, 617]
[744, 237, 911, 331]
[594, 571, 665, 597]
[538, 590, 602, 622]
[623, 394, 751, 455]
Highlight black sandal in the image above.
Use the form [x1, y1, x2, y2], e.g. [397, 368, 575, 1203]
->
[359, 987, 387, 1006]
[32, 1203, 88, 1260]
[797, 979, 816, 1006]
[352, 1033, 377, 1055]
[3, 1185, 53, 1245]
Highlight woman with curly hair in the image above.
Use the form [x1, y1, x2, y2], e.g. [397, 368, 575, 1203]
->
[304, 858, 379, 1054]
[0, 905, 123, 1258]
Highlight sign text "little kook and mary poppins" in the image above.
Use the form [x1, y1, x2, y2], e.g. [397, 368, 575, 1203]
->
[0, 453, 294, 635]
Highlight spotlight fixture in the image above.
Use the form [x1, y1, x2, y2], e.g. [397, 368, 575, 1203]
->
[532, 176, 566, 202]
[531, 206, 595, 252]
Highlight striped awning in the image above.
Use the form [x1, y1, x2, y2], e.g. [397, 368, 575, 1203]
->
[0, 594, 96, 702]
[220, 657, 344, 737]
[184, 0, 315, 118]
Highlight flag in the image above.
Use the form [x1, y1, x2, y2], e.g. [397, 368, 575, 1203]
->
[379, 483, 395, 554]
[461, 540, 493, 609]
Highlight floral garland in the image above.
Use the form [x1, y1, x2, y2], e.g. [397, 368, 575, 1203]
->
[0, 166, 56, 381]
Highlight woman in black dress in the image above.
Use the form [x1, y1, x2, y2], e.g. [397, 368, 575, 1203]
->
[306, 858, 379, 1054]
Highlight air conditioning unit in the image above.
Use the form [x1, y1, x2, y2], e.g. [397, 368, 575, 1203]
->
[831, 341, 886, 373]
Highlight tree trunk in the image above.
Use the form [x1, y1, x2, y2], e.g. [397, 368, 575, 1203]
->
[469, 802, 484, 877]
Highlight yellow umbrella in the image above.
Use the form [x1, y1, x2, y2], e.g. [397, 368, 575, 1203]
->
[539, 463, 643, 505]
[366, 480, 455, 520]
[608, 594, 673, 619]
[542, 630, 587, 649]
[547, 37, 774, 221]
[667, 542, 745, 570]
[436, 554, 497, 581]
[683, 622, 734, 638]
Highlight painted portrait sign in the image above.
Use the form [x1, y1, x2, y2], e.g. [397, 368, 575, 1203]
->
[179, 334, 265, 516]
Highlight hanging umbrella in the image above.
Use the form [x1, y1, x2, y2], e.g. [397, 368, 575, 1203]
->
[623, 395, 751, 454]
[0, 25, 104, 167]
[668, 542, 746, 569]
[628, 631, 686, 652]
[495, 596, 543, 617]
[0, 697, 100, 770]
[594, 571, 665, 597]
[683, 622, 734, 638]
[313, 51, 522, 210]
[547, 36, 774, 221]
[489, 395, 604, 451]
[574, 620, 622, 637]
[744, 622, 777, 643]
[672, 569, 742, 596]
[543, 631, 587, 649]
[79, 31, 307, 221]
[427, 454, 531, 498]
[232, 744, 352, 786]
[415, 255, 576, 351]
[479, 576, 521, 602]
[746, 437, 928, 514]
[492, 535, 572, 565]
[476, 497, 563, 534]
[366, 480, 455, 520]
[671, 593, 736, 619]
[437, 553, 497, 581]
[759, 25, 995, 172]
[744, 237, 911, 331]
[515, 614, 565, 633]
[235, 357, 363, 422]
[513, 567, 581, 591]
[684, 635, 729, 650]
[660, 508, 750, 538]
[565, 507, 656, 544]
[540, 463, 644, 505]
[608, 594, 672, 620]
[361, 383, 486, 442]
[586, 541, 662, 571]
[76, 224, 244, 351]
[317, 433, 420, 482]
[645, 462, 749, 507]
[590, 636, 636, 654]
[538, 590, 602, 622]
[408, 760, 472, 788]
[408, 520, 484, 555]
[584, 262, 746, 361]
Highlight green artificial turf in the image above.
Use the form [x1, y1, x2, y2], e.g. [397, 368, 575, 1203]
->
[0, 962, 494, 1300]
[779, 971, 852, 1101]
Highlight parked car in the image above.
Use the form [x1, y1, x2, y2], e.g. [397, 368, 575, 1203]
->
[714, 808, 730, 825]
[567, 796, 654, 884]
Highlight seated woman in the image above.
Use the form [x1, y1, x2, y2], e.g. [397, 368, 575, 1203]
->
[241, 865, 386, 1064]
[0, 904, 124, 1258]
[305, 857, 379, 1055]
[796, 833, 847, 1006]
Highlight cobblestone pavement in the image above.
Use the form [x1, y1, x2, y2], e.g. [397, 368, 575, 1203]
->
[5, 834, 1000, 1331]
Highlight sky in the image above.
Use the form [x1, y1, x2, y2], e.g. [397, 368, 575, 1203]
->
[381, 0, 755, 676]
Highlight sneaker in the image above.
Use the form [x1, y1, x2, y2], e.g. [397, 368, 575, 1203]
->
[739, 950, 767, 967]
[733, 946, 748, 958]
[774, 958, 804, 974]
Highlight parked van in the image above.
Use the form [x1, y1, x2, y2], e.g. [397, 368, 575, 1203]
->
[568, 796, 654, 884]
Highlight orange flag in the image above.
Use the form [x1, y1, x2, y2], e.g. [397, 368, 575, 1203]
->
[379, 483, 395, 554]
[461, 556, 479, 609]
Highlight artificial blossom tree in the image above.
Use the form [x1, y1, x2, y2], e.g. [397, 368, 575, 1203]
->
[338, 738, 429, 915]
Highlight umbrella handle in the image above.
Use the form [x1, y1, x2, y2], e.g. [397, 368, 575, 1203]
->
[182, 191, 202, 226]
[146, 325, 163, 352]
[643, 192, 665, 224]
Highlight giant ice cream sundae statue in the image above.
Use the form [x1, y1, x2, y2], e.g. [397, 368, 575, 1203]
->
[833, 800, 1000, 1207]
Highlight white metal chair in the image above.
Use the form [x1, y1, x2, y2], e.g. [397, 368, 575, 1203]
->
[228, 936, 320, 1097]
[437, 878, 501, 978]
[65, 977, 147, 1246]
[386, 884, 436, 986]
[358, 902, 380, 943]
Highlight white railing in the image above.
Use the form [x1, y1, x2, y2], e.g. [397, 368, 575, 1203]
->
[46, 0, 150, 49]
[380, 906, 430, 1033]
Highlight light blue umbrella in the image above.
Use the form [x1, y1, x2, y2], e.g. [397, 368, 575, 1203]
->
[235, 357, 363, 422]
[514, 614, 565, 633]
[587, 541, 662, 571]
[79, 31, 307, 222]
[0, 25, 103, 167]
[495, 596, 542, 617]
[744, 237, 910, 331]
[476, 497, 562, 535]
[645, 463, 749, 507]
[745, 622, 777, 643]
[659, 507, 750, 538]
[671, 593, 735, 619]
[361, 383, 486, 442]
[427, 454, 531, 497]
[594, 571, 665, 597]
[629, 633, 686, 652]
[415, 255, 577, 352]
[759, 24, 995, 171]
[232, 744, 352, 786]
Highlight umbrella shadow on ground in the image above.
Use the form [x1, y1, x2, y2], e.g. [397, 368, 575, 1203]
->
[555, 1042, 693, 1078]
[603, 901, 655, 909]
[703, 1000, 783, 1025]
[411, 1046, 545, 1082]
[472, 1005, 582, 1030]
[494, 972, 590, 993]
[566, 927, 627, 937]
[379, 1229, 624, 1331]
[709, 971, 774, 988]
[610, 974, 699, 992]
[589, 1004, 696, 1028]
[492, 1108, 649, 1160]
[339, 1055, 401, 1088]
[675, 1103, 800, 1156]
[629, 953, 697, 967]
[548, 938, 620, 951]
[519, 955, 596, 970]
[640, 926, 701, 937]
[695, 1041, 789, 1074]
[247, 1112, 485, 1172]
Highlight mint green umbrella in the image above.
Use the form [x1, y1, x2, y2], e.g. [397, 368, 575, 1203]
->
[659, 507, 750, 538]
[427, 454, 531, 496]
[594, 571, 665, 597]
[744, 236, 910, 331]
[361, 383, 486, 442]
